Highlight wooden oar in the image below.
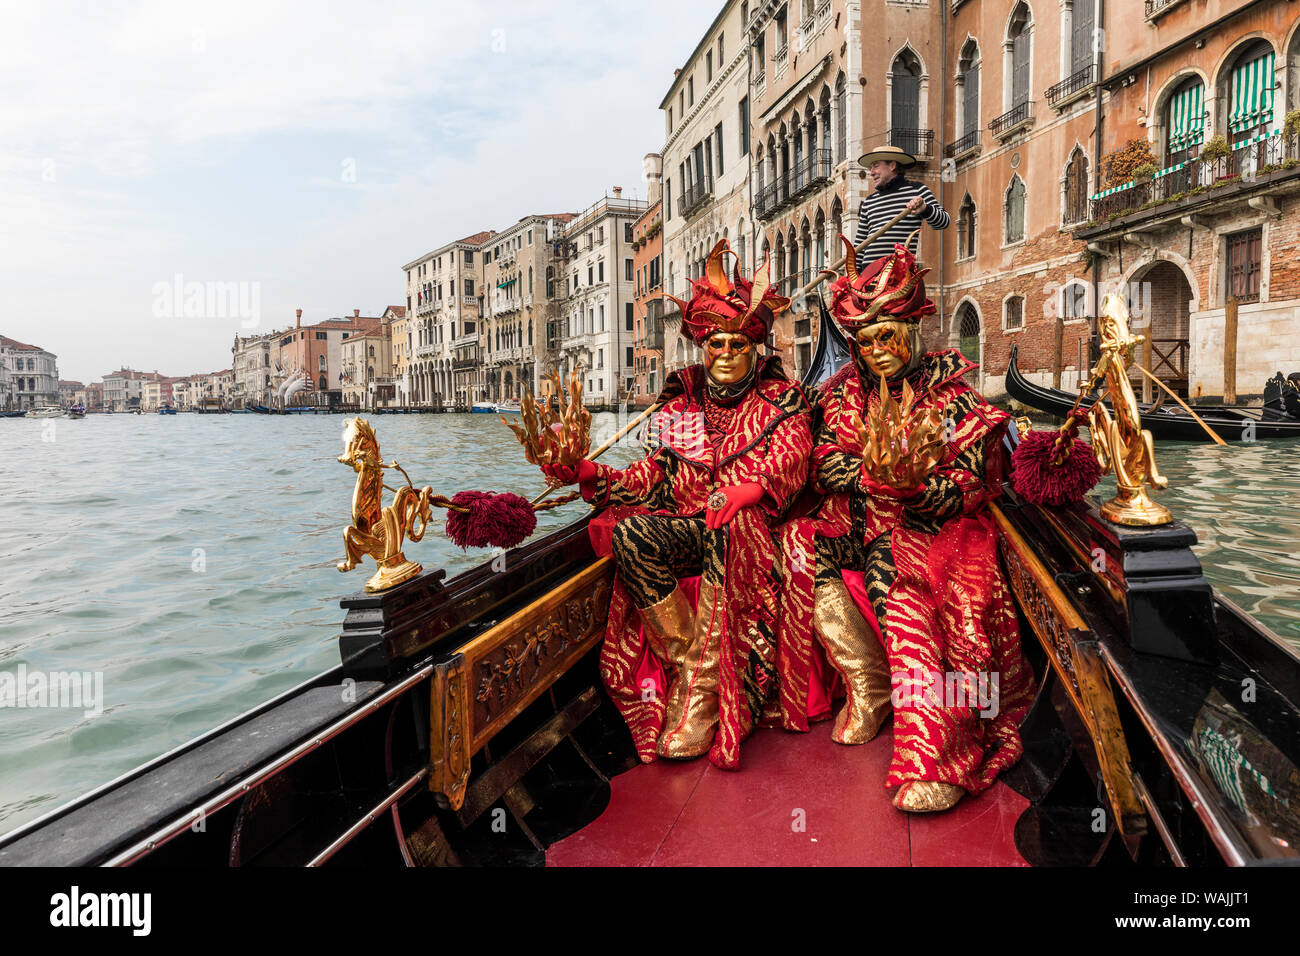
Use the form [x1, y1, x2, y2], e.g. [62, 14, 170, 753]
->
[1134, 365, 1228, 446]
[529, 401, 663, 506]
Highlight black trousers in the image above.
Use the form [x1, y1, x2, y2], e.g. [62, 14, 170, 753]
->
[610, 514, 727, 609]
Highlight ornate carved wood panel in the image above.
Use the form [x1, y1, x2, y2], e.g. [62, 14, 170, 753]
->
[429, 557, 614, 811]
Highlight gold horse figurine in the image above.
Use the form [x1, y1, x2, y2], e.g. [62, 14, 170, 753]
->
[1088, 294, 1171, 526]
[337, 418, 436, 591]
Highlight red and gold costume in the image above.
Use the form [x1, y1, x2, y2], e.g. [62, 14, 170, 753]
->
[775, 237, 1035, 811]
[548, 242, 812, 770]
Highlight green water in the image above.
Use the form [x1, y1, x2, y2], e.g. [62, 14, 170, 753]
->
[0, 412, 1296, 838]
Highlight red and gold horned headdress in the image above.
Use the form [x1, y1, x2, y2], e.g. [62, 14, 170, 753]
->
[828, 234, 936, 332]
[666, 240, 791, 345]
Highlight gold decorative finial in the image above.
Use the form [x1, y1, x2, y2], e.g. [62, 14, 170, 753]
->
[337, 418, 436, 591]
[503, 369, 592, 484]
[1088, 294, 1171, 526]
[849, 374, 945, 490]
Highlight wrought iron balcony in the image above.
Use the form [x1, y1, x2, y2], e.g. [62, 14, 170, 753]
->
[890, 128, 934, 159]
[678, 175, 715, 219]
[1046, 64, 1096, 108]
[946, 129, 981, 158]
[1084, 132, 1300, 228]
[1144, 0, 1183, 17]
[990, 101, 1034, 139]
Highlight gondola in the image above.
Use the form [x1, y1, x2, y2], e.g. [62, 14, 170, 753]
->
[1006, 345, 1300, 442]
[2, 316, 1298, 869]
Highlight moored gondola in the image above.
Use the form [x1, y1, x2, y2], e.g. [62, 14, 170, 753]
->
[1006, 345, 1300, 442]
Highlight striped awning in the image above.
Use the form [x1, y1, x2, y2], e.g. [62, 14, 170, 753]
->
[1228, 51, 1275, 133]
[1167, 83, 1205, 152]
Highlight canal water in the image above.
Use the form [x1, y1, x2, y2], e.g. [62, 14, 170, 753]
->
[0, 411, 1297, 837]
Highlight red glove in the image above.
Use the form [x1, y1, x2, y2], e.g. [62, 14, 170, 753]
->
[861, 475, 924, 502]
[541, 460, 598, 486]
[705, 482, 766, 529]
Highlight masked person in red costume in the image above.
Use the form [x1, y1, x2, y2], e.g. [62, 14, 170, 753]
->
[774, 235, 1035, 812]
[542, 240, 811, 770]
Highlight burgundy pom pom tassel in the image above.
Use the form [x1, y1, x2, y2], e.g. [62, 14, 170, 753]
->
[1011, 429, 1104, 506]
[445, 490, 538, 550]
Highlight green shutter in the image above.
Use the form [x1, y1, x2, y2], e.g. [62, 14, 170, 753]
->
[1229, 52, 1275, 133]
[1167, 83, 1204, 152]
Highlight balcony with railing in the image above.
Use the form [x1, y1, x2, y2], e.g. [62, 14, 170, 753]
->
[946, 129, 981, 160]
[1046, 64, 1096, 110]
[678, 174, 715, 220]
[755, 151, 833, 221]
[1080, 130, 1300, 232]
[452, 346, 481, 370]
[635, 324, 665, 351]
[890, 128, 934, 161]
[1145, 0, 1187, 19]
[990, 100, 1034, 139]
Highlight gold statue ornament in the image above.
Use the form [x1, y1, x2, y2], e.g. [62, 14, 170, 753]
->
[848, 375, 946, 490]
[337, 417, 437, 591]
[1087, 293, 1171, 526]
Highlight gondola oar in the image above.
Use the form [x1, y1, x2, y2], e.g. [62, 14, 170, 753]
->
[1134, 365, 1228, 446]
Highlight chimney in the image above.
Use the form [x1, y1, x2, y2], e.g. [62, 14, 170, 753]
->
[612, 186, 623, 199]
[643, 153, 663, 206]
[353, 309, 360, 319]
[295, 309, 302, 328]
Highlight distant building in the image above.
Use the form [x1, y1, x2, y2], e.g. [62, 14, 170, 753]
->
[554, 191, 647, 406]
[404, 231, 497, 409]
[479, 214, 576, 403]
[384, 305, 409, 406]
[59, 380, 84, 407]
[632, 156, 665, 407]
[232, 331, 276, 409]
[1, 336, 59, 410]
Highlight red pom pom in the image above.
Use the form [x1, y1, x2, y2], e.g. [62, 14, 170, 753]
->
[1011, 430, 1103, 506]
[445, 490, 537, 550]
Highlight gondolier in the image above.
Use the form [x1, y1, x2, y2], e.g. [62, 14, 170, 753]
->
[853, 144, 949, 271]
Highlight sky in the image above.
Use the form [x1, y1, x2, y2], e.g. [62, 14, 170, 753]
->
[0, 0, 722, 383]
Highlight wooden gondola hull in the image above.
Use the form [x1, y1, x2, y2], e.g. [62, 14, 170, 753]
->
[1005, 345, 1300, 442]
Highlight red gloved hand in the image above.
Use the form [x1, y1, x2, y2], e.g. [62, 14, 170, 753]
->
[542, 460, 598, 486]
[705, 482, 766, 529]
[861, 475, 924, 502]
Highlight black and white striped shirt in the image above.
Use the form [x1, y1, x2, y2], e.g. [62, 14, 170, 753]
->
[853, 176, 949, 271]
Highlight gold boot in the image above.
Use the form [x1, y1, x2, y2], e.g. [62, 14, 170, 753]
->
[893, 780, 965, 813]
[638, 585, 695, 670]
[657, 583, 723, 759]
[813, 579, 892, 744]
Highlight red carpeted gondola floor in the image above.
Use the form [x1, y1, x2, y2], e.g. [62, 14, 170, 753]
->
[547, 723, 1029, 866]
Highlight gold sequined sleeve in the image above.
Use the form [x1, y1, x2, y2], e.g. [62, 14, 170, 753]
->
[905, 390, 998, 521]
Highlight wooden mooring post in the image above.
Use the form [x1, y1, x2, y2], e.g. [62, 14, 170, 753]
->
[1224, 294, 1239, 405]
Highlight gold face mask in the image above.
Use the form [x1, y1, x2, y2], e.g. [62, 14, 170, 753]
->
[855, 320, 912, 379]
[704, 332, 755, 386]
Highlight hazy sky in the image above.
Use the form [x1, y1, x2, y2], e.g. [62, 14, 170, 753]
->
[1, 1, 721, 383]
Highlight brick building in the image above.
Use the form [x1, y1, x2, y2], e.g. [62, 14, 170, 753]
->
[1075, 0, 1300, 402]
[631, 156, 666, 408]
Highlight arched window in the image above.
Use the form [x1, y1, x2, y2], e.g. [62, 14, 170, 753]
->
[890, 49, 922, 153]
[319, 374, 327, 391]
[1005, 175, 1026, 243]
[957, 193, 977, 259]
[958, 39, 980, 139]
[1164, 74, 1206, 167]
[1004, 295, 1025, 331]
[1008, 3, 1032, 109]
[1225, 39, 1276, 145]
[957, 302, 981, 364]
[791, 110, 803, 191]
[1063, 148, 1089, 226]
[835, 74, 847, 163]
[1062, 282, 1089, 321]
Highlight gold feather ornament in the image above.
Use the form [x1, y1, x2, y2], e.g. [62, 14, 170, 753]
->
[848, 375, 945, 491]
[503, 369, 592, 471]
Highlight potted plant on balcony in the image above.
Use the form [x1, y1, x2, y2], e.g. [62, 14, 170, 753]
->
[1131, 162, 1159, 184]
[1200, 134, 1232, 180]
[1285, 109, 1300, 140]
